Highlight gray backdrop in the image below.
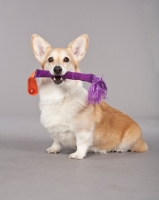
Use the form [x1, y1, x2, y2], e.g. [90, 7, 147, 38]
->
[0, 0, 159, 118]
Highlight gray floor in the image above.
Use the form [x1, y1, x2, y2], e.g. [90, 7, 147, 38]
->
[0, 117, 159, 200]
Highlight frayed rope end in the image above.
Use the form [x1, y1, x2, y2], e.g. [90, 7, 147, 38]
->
[88, 76, 107, 104]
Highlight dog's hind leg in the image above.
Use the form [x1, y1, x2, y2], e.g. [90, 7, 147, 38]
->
[117, 124, 148, 153]
[131, 139, 148, 152]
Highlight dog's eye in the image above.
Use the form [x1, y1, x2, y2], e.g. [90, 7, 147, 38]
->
[63, 57, 69, 62]
[48, 57, 54, 63]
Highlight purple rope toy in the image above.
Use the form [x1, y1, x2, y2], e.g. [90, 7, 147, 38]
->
[35, 69, 107, 104]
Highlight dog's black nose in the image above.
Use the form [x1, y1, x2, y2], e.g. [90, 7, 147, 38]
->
[53, 66, 62, 75]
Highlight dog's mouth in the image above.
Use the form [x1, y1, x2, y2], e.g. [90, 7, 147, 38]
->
[52, 76, 65, 85]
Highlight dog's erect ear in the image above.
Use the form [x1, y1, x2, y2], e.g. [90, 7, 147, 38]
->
[68, 34, 89, 62]
[31, 34, 51, 63]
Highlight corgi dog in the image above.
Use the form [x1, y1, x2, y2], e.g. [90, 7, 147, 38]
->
[31, 34, 148, 159]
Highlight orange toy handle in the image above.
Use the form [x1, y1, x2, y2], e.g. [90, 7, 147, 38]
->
[28, 71, 38, 95]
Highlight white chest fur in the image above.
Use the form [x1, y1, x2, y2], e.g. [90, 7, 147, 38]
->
[39, 80, 88, 146]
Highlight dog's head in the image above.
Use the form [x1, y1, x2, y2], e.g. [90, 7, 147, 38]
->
[31, 34, 88, 86]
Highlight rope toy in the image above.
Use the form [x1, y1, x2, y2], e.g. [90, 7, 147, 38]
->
[28, 69, 107, 104]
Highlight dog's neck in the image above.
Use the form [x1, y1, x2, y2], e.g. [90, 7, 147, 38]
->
[38, 78, 87, 103]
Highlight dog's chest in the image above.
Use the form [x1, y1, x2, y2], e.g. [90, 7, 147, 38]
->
[39, 96, 85, 134]
[39, 84, 87, 147]
[40, 97, 84, 147]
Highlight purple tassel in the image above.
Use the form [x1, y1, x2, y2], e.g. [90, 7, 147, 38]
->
[88, 75, 107, 104]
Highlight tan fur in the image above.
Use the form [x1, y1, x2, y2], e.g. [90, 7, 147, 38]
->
[90, 102, 148, 152]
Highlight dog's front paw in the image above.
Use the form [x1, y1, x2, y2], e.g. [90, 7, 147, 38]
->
[46, 147, 60, 154]
[68, 152, 85, 160]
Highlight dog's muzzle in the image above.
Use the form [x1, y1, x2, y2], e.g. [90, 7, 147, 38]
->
[52, 66, 65, 85]
[54, 66, 62, 75]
